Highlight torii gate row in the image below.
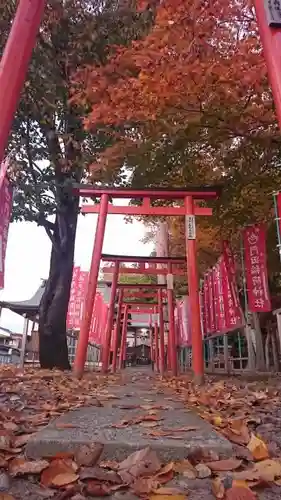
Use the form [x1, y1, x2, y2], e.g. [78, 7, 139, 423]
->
[0, 0, 280, 164]
[72, 185, 221, 383]
[100, 255, 185, 376]
[111, 294, 168, 376]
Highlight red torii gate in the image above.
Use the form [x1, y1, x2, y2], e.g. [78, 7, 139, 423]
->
[101, 256, 182, 376]
[72, 185, 220, 383]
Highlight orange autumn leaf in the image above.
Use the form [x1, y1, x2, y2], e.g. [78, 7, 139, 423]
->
[247, 434, 269, 461]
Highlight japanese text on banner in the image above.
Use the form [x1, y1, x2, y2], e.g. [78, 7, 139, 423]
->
[243, 224, 271, 313]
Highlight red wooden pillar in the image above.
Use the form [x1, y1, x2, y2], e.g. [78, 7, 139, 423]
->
[0, 0, 46, 162]
[167, 263, 177, 376]
[253, 1, 281, 128]
[101, 262, 120, 373]
[149, 315, 153, 365]
[112, 289, 124, 372]
[154, 315, 159, 373]
[158, 289, 165, 375]
[119, 304, 128, 369]
[74, 194, 109, 377]
[184, 196, 204, 384]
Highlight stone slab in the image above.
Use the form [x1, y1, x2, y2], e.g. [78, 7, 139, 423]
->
[26, 403, 232, 462]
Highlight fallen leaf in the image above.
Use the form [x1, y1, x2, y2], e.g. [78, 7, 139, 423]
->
[174, 460, 197, 479]
[225, 486, 256, 499]
[149, 495, 186, 500]
[212, 477, 225, 499]
[51, 472, 79, 487]
[13, 433, 35, 448]
[79, 466, 122, 484]
[153, 488, 185, 495]
[41, 459, 77, 487]
[9, 457, 49, 476]
[86, 480, 111, 496]
[253, 459, 281, 481]
[118, 447, 161, 483]
[74, 443, 104, 467]
[247, 434, 269, 461]
[205, 459, 242, 472]
[99, 460, 119, 470]
[132, 477, 159, 495]
[0, 495, 16, 500]
[55, 423, 78, 429]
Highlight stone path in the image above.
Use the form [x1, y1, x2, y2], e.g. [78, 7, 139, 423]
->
[26, 367, 232, 461]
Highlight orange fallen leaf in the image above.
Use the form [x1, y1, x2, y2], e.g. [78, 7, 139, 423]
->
[41, 458, 77, 487]
[149, 495, 186, 500]
[9, 457, 49, 476]
[0, 495, 16, 500]
[153, 488, 185, 495]
[55, 423, 78, 429]
[212, 477, 225, 499]
[247, 434, 269, 461]
[51, 471, 79, 487]
[205, 459, 242, 472]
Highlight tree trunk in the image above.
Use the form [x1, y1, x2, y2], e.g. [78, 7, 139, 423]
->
[38, 194, 79, 370]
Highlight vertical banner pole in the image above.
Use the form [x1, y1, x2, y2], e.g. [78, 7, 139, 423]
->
[112, 289, 123, 372]
[158, 289, 165, 375]
[74, 194, 109, 377]
[273, 193, 281, 262]
[184, 196, 204, 384]
[101, 262, 119, 373]
[167, 263, 177, 376]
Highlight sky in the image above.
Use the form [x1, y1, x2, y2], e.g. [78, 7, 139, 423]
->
[0, 200, 154, 333]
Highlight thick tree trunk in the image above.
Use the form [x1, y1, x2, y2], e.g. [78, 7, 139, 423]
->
[39, 194, 79, 370]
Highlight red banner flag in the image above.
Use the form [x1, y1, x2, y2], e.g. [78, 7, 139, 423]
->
[277, 193, 281, 242]
[0, 163, 13, 289]
[67, 266, 81, 329]
[203, 273, 210, 334]
[207, 269, 216, 333]
[222, 241, 244, 326]
[243, 224, 271, 313]
[67, 268, 89, 329]
[215, 258, 226, 332]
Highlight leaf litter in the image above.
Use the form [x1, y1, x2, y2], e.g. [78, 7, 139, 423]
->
[2, 368, 281, 498]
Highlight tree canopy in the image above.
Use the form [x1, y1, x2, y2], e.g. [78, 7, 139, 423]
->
[72, 0, 281, 283]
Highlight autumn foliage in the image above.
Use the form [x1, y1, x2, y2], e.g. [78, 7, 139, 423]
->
[73, 0, 275, 139]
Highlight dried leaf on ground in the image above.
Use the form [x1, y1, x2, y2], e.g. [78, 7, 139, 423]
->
[118, 447, 161, 483]
[173, 460, 197, 479]
[225, 485, 256, 499]
[132, 476, 159, 495]
[205, 459, 242, 472]
[9, 457, 49, 476]
[0, 494, 16, 500]
[41, 459, 77, 487]
[212, 477, 225, 499]
[149, 494, 186, 500]
[79, 466, 122, 484]
[153, 488, 185, 495]
[51, 471, 79, 487]
[85, 480, 111, 496]
[247, 434, 269, 461]
[74, 443, 104, 467]
[13, 433, 35, 448]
